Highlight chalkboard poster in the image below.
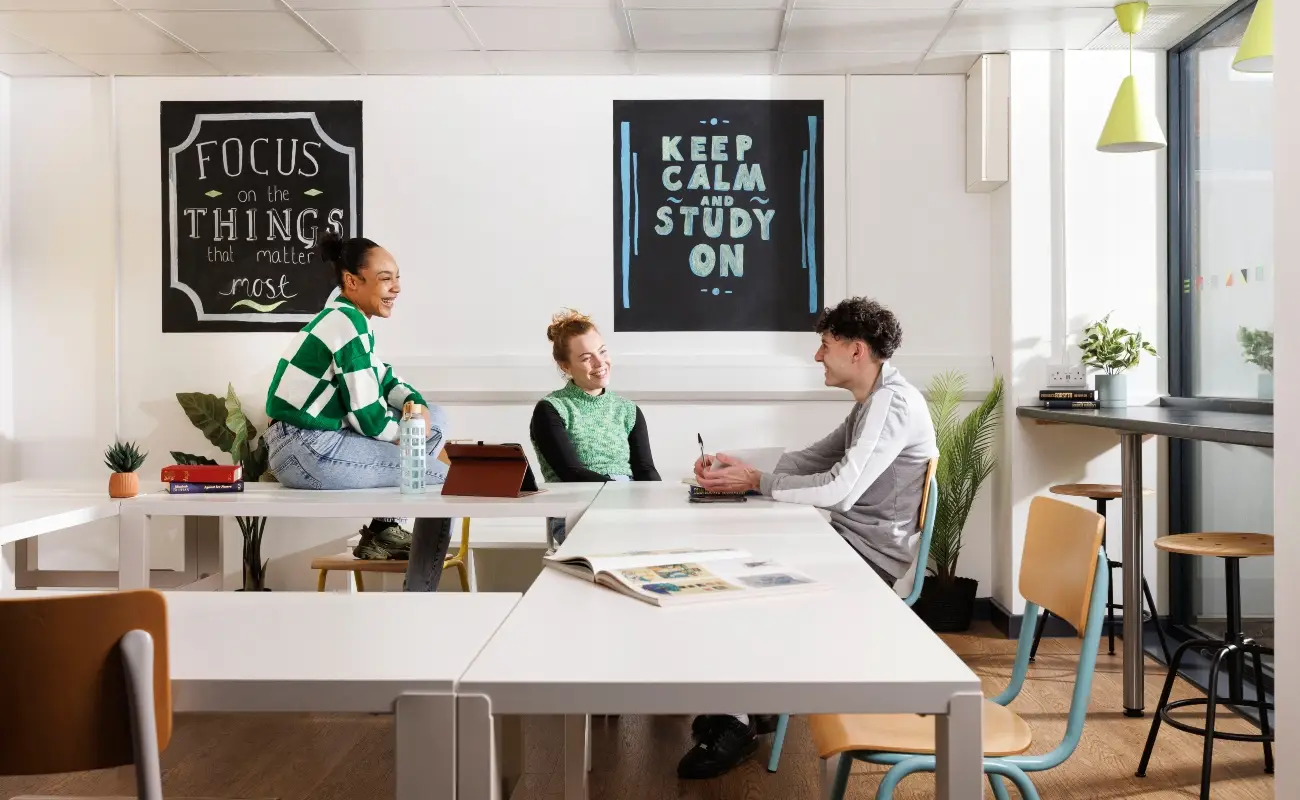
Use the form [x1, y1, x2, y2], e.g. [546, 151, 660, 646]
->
[613, 99, 824, 332]
[160, 100, 362, 333]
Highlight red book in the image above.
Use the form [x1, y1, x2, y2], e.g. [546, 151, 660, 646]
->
[161, 464, 242, 483]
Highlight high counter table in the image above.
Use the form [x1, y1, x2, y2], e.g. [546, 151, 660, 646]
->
[117, 482, 603, 590]
[1016, 401, 1273, 716]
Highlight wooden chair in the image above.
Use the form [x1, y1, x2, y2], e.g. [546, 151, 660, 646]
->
[0, 590, 171, 800]
[809, 495, 1108, 800]
[312, 517, 473, 592]
[767, 457, 940, 772]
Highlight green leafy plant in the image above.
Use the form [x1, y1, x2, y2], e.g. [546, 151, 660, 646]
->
[1238, 327, 1274, 373]
[104, 440, 147, 473]
[174, 383, 275, 591]
[1079, 313, 1157, 375]
[925, 371, 1005, 586]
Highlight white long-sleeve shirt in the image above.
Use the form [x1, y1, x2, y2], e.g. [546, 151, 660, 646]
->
[758, 362, 938, 579]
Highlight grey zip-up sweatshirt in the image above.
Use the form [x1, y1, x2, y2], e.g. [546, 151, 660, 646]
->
[757, 363, 939, 580]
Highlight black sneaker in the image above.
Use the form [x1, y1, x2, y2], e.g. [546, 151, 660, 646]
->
[690, 714, 777, 740]
[677, 715, 758, 779]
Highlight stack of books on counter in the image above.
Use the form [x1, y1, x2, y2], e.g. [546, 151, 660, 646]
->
[1039, 388, 1098, 409]
[161, 464, 244, 493]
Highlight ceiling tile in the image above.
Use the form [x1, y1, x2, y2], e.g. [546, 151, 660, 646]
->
[0, 1, 117, 9]
[629, 10, 783, 51]
[141, 10, 327, 52]
[0, 52, 92, 74]
[628, 0, 784, 8]
[460, 7, 626, 50]
[489, 50, 632, 74]
[784, 9, 951, 52]
[300, 9, 475, 51]
[457, 0, 607, 6]
[65, 52, 221, 75]
[935, 7, 1116, 51]
[346, 50, 492, 74]
[635, 51, 776, 74]
[1085, 6, 1219, 50]
[962, 0, 1222, 6]
[795, 0, 955, 8]
[201, 50, 359, 74]
[779, 51, 920, 74]
[119, 0, 280, 9]
[916, 51, 980, 74]
[0, 27, 39, 53]
[287, 0, 448, 7]
[0, 11, 188, 54]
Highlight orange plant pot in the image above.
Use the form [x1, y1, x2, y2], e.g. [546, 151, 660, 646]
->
[109, 472, 139, 499]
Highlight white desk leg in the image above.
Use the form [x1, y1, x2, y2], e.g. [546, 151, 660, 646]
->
[563, 714, 590, 800]
[0, 541, 15, 592]
[935, 691, 983, 800]
[819, 754, 843, 800]
[458, 694, 500, 800]
[397, 692, 456, 800]
[118, 507, 150, 590]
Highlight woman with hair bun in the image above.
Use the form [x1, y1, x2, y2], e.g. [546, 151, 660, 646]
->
[529, 309, 660, 485]
[262, 229, 453, 591]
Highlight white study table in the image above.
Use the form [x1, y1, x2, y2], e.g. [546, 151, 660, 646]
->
[115, 482, 603, 590]
[456, 527, 984, 800]
[1, 481, 124, 591]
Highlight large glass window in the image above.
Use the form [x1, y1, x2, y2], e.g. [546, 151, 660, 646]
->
[1169, 1, 1274, 684]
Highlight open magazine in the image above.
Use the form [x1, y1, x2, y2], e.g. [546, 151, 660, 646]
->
[542, 547, 824, 607]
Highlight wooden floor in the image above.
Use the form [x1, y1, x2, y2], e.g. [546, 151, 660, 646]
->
[0, 624, 1274, 800]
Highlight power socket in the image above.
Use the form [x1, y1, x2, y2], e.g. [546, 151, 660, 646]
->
[1047, 364, 1088, 388]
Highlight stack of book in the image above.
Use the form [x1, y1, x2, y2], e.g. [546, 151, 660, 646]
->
[1039, 389, 1098, 409]
[161, 464, 244, 493]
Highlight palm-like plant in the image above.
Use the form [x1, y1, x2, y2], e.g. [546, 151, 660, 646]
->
[925, 371, 1004, 586]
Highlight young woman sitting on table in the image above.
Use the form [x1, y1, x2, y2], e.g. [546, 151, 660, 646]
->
[262, 229, 453, 591]
[529, 309, 661, 486]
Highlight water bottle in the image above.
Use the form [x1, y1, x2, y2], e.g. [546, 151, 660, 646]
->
[399, 403, 427, 494]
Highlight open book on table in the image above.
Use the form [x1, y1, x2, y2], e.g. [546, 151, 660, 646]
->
[542, 547, 824, 607]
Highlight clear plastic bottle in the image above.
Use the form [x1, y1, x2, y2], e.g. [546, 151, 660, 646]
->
[399, 403, 427, 494]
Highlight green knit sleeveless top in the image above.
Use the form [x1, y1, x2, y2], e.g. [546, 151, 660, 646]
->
[536, 381, 638, 482]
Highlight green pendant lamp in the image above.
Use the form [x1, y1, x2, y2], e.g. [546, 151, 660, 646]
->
[1233, 0, 1273, 73]
[1097, 1, 1167, 153]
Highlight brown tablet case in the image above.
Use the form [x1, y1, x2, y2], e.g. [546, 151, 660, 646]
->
[441, 442, 546, 498]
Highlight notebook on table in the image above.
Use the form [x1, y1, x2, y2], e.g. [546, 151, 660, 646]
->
[542, 546, 824, 607]
[682, 447, 787, 498]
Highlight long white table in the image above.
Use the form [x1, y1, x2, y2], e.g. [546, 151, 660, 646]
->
[1, 481, 124, 591]
[116, 483, 603, 590]
[456, 525, 984, 800]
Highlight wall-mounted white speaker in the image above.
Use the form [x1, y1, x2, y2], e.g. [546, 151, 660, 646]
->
[966, 53, 1009, 193]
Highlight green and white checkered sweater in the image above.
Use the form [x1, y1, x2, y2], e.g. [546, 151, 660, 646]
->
[265, 296, 425, 444]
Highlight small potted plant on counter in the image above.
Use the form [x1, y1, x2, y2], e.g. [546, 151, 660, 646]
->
[1237, 327, 1274, 400]
[104, 440, 147, 498]
[1080, 313, 1157, 408]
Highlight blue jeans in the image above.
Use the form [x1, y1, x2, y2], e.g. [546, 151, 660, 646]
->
[264, 412, 452, 592]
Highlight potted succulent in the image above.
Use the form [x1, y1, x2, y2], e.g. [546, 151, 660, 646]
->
[173, 383, 275, 591]
[1237, 327, 1273, 400]
[914, 371, 1004, 633]
[104, 440, 147, 498]
[1080, 313, 1157, 408]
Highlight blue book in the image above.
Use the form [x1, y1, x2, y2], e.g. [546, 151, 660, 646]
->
[168, 480, 244, 494]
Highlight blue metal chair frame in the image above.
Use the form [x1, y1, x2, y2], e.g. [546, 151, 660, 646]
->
[767, 473, 940, 772]
[824, 548, 1110, 800]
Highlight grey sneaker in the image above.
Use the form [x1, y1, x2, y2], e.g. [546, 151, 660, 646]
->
[352, 532, 390, 561]
[371, 523, 412, 554]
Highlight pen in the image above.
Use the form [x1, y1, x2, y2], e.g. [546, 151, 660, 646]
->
[698, 433, 708, 469]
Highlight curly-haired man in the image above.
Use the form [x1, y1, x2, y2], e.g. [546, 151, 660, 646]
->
[680, 296, 939, 780]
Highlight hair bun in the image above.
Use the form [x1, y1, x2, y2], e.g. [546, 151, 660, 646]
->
[315, 229, 345, 264]
[547, 308, 592, 342]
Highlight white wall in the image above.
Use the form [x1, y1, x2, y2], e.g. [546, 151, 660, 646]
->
[0, 73, 13, 484]
[9, 74, 996, 592]
[1272, 0, 1298, 790]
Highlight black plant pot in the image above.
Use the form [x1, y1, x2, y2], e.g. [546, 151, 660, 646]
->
[914, 576, 979, 633]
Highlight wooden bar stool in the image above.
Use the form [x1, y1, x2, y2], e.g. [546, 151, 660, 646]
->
[312, 517, 473, 592]
[1029, 483, 1171, 662]
[1136, 533, 1274, 800]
